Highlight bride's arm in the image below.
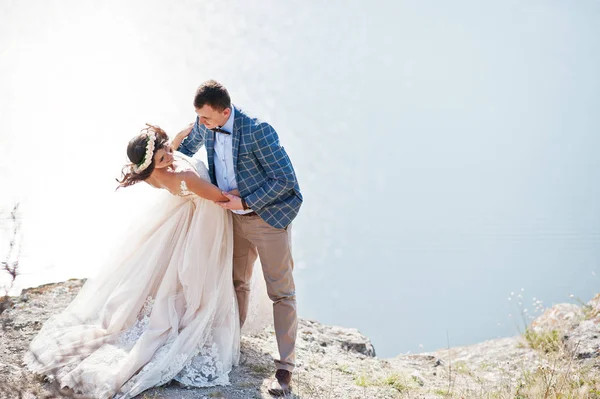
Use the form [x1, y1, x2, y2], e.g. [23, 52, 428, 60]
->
[154, 168, 228, 202]
[175, 170, 229, 202]
[171, 123, 194, 150]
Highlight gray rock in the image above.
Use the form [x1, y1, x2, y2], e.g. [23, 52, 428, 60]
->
[298, 319, 376, 356]
[530, 303, 584, 333]
[564, 319, 600, 360]
[3, 280, 600, 399]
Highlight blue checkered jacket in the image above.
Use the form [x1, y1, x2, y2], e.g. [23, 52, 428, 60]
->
[178, 106, 302, 229]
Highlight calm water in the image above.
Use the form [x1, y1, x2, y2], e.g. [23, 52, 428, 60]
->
[1, 0, 599, 357]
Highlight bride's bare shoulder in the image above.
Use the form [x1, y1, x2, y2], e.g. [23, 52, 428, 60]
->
[148, 168, 182, 194]
[171, 153, 198, 171]
[152, 165, 200, 193]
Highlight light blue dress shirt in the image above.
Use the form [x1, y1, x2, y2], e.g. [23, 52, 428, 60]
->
[213, 105, 253, 214]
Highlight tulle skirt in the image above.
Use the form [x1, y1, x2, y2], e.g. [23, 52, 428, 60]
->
[24, 190, 241, 399]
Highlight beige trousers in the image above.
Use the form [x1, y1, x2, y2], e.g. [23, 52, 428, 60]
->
[232, 213, 296, 372]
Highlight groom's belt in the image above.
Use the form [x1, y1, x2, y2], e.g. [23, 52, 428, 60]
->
[236, 211, 258, 217]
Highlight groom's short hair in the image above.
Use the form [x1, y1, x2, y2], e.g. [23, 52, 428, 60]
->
[194, 80, 231, 111]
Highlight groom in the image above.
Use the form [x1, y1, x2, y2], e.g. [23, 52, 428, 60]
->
[176, 80, 302, 396]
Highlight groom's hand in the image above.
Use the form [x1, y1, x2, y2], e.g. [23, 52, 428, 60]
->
[216, 193, 244, 211]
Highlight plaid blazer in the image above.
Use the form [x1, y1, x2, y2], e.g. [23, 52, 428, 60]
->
[178, 106, 302, 229]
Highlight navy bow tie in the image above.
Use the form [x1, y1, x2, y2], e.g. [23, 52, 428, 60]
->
[211, 127, 231, 135]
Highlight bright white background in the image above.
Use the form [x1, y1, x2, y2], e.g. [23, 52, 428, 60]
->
[1, 0, 599, 357]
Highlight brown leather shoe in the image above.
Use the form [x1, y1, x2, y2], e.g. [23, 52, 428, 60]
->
[268, 369, 292, 396]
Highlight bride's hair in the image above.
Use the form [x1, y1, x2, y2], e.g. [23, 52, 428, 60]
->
[117, 124, 170, 188]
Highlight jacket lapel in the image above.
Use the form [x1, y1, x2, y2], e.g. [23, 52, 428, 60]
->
[232, 109, 244, 175]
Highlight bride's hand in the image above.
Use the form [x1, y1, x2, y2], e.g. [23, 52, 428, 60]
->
[171, 122, 194, 150]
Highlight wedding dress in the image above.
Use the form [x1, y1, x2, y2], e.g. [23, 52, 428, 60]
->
[24, 154, 243, 398]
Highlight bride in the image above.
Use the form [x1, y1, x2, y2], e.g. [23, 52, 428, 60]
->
[24, 124, 243, 398]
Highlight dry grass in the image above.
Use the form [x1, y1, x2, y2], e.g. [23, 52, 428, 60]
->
[524, 328, 562, 353]
[1, 203, 21, 315]
[435, 329, 600, 398]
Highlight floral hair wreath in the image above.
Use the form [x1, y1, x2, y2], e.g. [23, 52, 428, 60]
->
[132, 129, 157, 173]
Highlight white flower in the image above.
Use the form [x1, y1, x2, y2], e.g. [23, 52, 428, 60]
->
[133, 131, 157, 173]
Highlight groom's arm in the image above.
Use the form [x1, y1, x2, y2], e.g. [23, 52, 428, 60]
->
[177, 117, 206, 157]
[243, 123, 298, 210]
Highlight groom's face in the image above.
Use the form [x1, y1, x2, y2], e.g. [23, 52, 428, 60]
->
[195, 105, 230, 129]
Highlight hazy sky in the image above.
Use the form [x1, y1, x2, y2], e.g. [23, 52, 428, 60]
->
[1, 0, 599, 357]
